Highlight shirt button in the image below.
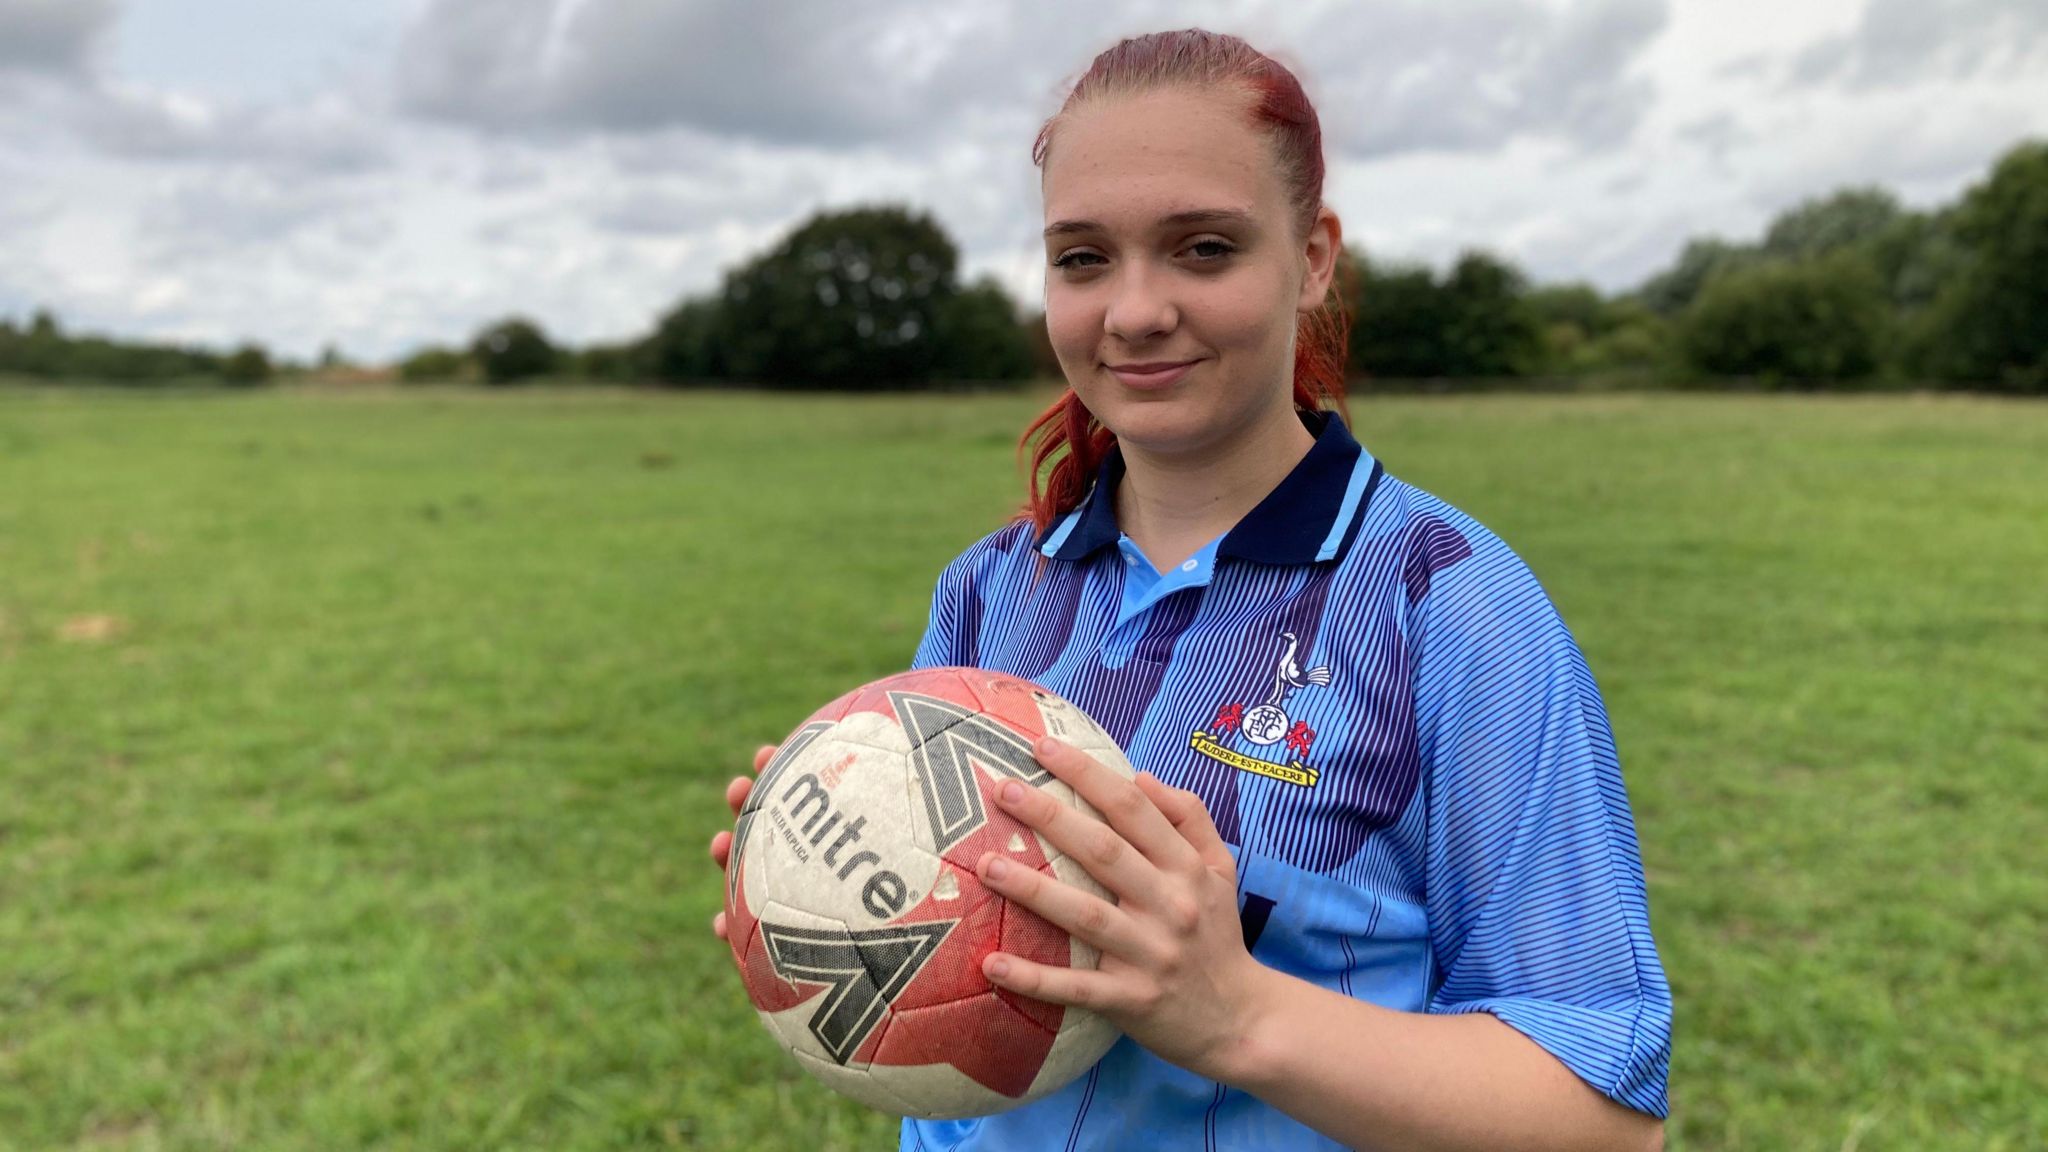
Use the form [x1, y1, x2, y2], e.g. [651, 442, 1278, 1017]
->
[1181, 559, 1199, 572]
[1124, 552, 1139, 565]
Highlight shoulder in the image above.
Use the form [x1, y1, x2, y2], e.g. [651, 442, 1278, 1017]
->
[1357, 475, 1572, 660]
[930, 518, 1038, 596]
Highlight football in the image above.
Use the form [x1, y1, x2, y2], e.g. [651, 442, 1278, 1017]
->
[722, 666, 1132, 1119]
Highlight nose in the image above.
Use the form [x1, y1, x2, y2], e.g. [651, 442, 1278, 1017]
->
[1103, 263, 1176, 343]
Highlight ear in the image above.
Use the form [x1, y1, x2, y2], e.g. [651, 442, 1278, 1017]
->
[1296, 206, 1342, 313]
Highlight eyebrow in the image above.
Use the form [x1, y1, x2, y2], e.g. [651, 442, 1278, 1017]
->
[1043, 208, 1256, 239]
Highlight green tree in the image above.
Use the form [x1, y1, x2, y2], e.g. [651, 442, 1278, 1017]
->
[1347, 252, 1453, 378]
[398, 345, 473, 383]
[1442, 251, 1542, 376]
[1021, 310, 1062, 380]
[1529, 288, 1672, 377]
[470, 317, 558, 384]
[220, 344, 272, 386]
[1527, 282, 1610, 338]
[643, 297, 725, 384]
[931, 276, 1034, 383]
[575, 341, 645, 382]
[1862, 209, 1967, 310]
[1638, 238, 1756, 315]
[1917, 141, 2048, 390]
[1763, 187, 1903, 260]
[1680, 254, 1888, 385]
[713, 205, 959, 388]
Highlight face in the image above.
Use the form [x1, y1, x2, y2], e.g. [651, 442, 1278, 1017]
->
[1040, 85, 1338, 459]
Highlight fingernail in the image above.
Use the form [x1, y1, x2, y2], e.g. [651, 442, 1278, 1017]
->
[1036, 736, 1065, 758]
[999, 780, 1025, 806]
[987, 955, 1011, 979]
[984, 855, 1011, 880]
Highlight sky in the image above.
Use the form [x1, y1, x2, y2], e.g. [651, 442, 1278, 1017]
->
[0, 0, 2043, 362]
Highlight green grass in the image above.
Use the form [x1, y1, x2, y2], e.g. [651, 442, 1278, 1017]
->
[0, 385, 2041, 1151]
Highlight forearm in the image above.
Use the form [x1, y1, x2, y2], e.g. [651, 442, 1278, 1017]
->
[1212, 968, 1663, 1152]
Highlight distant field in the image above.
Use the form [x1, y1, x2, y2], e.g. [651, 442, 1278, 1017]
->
[0, 385, 2042, 1151]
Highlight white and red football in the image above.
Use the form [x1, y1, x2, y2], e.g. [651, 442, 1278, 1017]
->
[723, 666, 1131, 1119]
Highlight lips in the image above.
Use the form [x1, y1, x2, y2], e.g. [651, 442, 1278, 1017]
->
[1106, 360, 1199, 390]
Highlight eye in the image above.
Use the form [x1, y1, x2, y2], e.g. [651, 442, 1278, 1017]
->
[1185, 238, 1237, 262]
[1051, 249, 1106, 270]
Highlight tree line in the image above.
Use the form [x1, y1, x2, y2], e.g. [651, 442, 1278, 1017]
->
[0, 309, 274, 385]
[4, 139, 2042, 393]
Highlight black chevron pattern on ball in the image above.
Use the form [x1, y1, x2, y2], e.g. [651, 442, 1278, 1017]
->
[729, 720, 833, 907]
[890, 692, 1051, 853]
[760, 918, 956, 1063]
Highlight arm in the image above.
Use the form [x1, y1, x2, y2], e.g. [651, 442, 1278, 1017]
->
[1222, 968, 1662, 1152]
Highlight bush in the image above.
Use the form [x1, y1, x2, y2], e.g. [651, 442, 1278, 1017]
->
[470, 318, 558, 385]
[220, 344, 272, 386]
[1347, 250, 1541, 379]
[1680, 255, 1888, 385]
[576, 341, 647, 383]
[398, 346, 474, 383]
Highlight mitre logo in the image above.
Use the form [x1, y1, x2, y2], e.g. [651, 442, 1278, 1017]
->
[1190, 630, 1331, 788]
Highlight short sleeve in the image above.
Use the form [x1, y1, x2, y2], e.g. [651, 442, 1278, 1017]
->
[1413, 533, 1672, 1117]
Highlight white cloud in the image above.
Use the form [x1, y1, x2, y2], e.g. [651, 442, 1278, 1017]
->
[70, 83, 391, 174]
[1790, 0, 2048, 89]
[0, 0, 2044, 361]
[1288, 0, 1670, 158]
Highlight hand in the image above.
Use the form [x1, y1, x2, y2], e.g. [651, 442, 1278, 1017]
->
[974, 737, 1272, 1082]
[709, 743, 776, 940]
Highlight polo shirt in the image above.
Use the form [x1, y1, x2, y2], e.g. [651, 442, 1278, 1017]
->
[900, 410, 1671, 1151]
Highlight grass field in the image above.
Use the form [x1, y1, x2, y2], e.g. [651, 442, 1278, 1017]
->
[0, 385, 2042, 1151]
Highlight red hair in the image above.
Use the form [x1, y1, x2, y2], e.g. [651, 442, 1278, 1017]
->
[1020, 29, 1351, 541]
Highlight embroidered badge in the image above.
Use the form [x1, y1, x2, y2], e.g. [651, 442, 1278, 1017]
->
[1190, 631, 1331, 787]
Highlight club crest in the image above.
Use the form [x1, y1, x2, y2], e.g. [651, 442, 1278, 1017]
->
[1190, 630, 1331, 787]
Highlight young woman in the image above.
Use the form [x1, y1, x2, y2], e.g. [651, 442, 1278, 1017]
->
[712, 29, 1671, 1152]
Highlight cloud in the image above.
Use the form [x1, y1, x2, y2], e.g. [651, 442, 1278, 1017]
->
[1293, 0, 1670, 158]
[394, 0, 1670, 160]
[1791, 0, 2048, 89]
[0, 0, 115, 74]
[9, 0, 2044, 363]
[71, 84, 391, 175]
[395, 0, 1143, 146]
[135, 170, 394, 263]
[1677, 111, 1746, 162]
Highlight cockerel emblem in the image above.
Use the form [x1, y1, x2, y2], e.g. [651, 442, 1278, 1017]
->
[1191, 631, 1334, 788]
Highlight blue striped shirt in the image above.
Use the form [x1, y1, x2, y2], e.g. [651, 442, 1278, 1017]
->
[901, 411, 1671, 1150]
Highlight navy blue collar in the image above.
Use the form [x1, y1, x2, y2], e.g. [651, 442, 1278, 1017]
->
[1035, 410, 1384, 566]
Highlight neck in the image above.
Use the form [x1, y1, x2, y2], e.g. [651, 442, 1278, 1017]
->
[1113, 402, 1318, 572]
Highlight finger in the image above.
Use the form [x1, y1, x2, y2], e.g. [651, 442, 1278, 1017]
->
[981, 950, 1130, 1015]
[712, 910, 728, 940]
[752, 744, 777, 774]
[991, 775, 1159, 900]
[1034, 738, 1200, 870]
[710, 829, 733, 869]
[725, 775, 754, 817]
[976, 850, 1147, 960]
[1135, 773, 1234, 874]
